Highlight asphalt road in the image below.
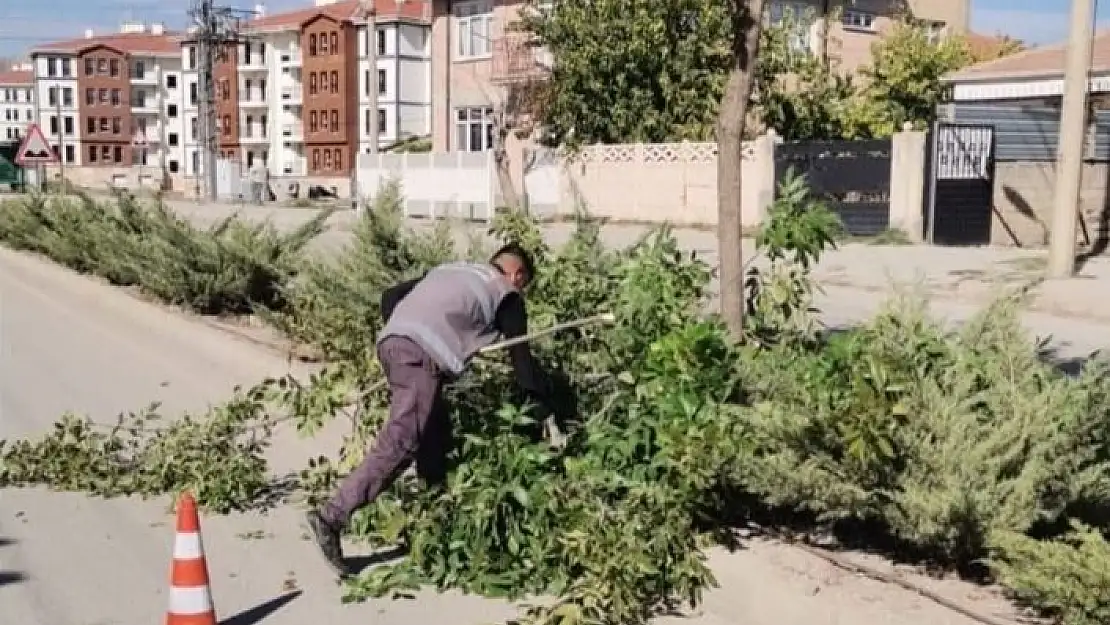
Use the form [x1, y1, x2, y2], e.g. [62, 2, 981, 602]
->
[0, 214, 1101, 623]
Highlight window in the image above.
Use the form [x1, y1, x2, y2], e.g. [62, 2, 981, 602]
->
[99, 88, 108, 104]
[309, 72, 317, 95]
[87, 117, 96, 133]
[378, 69, 386, 95]
[168, 104, 178, 118]
[309, 34, 318, 56]
[330, 32, 338, 54]
[319, 33, 328, 54]
[85, 58, 94, 75]
[111, 89, 121, 106]
[112, 117, 121, 133]
[918, 19, 947, 43]
[167, 74, 178, 89]
[49, 116, 58, 134]
[64, 145, 74, 163]
[63, 116, 73, 135]
[190, 117, 198, 140]
[97, 58, 107, 74]
[220, 79, 230, 100]
[99, 117, 109, 132]
[133, 61, 145, 80]
[169, 160, 180, 173]
[48, 87, 57, 106]
[320, 110, 329, 131]
[101, 145, 110, 160]
[62, 88, 72, 107]
[85, 88, 95, 105]
[454, 106, 493, 152]
[334, 149, 342, 170]
[88, 145, 97, 162]
[842, 9, 876, 31]
[378, 109, 386, 135]
[364, 108, 371, 134]
[187, 46, 197, 70]
[47, 57, 58, 77]
[377, 27, 386, 55]
[169, 133, 179, 146]
[454, 1, 493, 59]
[768, 1, 813, 52]
[309, 111, 318, 132]
[110, 59, 120, 77]
[61, 59, 71, 77]
[189, 82, 198, 105]
[323, 149, 332, 169]
[330, 70, 338, 93]
[330, 109, 338, 133]
[312, 149, 320, 170]
[222, 115, 231, 136]
[113, 146, 122, 163]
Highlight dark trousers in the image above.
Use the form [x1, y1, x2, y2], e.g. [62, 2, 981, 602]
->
[322, 336, 451, 528]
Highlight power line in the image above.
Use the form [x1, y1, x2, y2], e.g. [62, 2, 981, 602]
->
[186, 0, 251, 201]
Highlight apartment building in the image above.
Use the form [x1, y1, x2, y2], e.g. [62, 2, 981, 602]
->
[0, 65, 35, 144]
[428, 0, 970, 153]
[769, 0, 971, 71]
[178, 0, 432, 181]
[28, 22, 185, 183]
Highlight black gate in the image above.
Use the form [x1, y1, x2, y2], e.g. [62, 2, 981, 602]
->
[924, 123, 995, 245]
[774, 139, 892, 236]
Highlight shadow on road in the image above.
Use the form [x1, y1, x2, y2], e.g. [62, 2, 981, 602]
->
[220, 590, 302, 625]
[0, 536, 27, 587]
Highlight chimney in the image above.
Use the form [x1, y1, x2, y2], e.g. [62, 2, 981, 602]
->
[84, 29, 95, 39]
[119, 20, 146, 34]
[151, 22, 165, 35]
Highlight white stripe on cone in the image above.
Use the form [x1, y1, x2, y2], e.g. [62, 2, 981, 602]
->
[169, 585, 214, 616]
[173, 531, 204, 560]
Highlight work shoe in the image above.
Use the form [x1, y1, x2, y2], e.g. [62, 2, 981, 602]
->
[305, 509, 349, 577]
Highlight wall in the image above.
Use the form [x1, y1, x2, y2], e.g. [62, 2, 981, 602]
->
[992, 162, 1110, 250]
[539, 137, 775, 228]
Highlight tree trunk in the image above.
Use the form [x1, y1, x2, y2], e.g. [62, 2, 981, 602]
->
[717, 0, 767, 339]
[492, 107, 523, 211]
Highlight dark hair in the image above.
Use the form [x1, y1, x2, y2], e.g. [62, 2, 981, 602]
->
[491, 242, 536, 282]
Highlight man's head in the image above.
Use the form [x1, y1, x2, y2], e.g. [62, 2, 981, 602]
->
[490, 243, 535, 291]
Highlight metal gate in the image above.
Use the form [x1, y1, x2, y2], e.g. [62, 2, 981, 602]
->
[774, 139, 892, 236]
[925, 123, 996, 245]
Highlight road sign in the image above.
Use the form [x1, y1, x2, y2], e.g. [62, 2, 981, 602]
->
[14, 123, 57, 165]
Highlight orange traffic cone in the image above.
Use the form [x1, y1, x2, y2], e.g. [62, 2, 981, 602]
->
[165, 492, 217, 625]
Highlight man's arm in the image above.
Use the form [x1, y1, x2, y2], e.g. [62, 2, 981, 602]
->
[493, 293, 554, 403]
[380, 275, 424, 322]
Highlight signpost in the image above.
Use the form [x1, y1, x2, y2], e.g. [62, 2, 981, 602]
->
[14, 123, 58, 192]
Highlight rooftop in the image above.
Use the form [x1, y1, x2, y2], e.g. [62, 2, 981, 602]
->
[0, 70, 34, 85]
[30, 31, 184, 57]
[946, 30, 1110, 83]
[247, 0, 429, 31]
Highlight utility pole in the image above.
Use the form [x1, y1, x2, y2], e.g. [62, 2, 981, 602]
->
[1048, 0, 1096, 278]
[188, 0, 249, 201]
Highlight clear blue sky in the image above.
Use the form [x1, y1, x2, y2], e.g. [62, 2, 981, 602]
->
[0, 0, 1106, 58]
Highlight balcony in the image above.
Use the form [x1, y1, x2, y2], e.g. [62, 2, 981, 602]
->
[130, 99, 160, 115]
[281, 158, 307, 176]
[240, 131, 269, 144]
[240, 90, 268, 107]
[238, 55, 267, 71]
[490, 35, 552, 85]
[279, 51, 302, 66]
[130, 69, 159, 85]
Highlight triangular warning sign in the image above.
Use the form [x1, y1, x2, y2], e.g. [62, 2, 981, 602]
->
[15, 123, 57, 165]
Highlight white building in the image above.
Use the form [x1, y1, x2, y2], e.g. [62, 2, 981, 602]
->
[0, 64, 35, 144]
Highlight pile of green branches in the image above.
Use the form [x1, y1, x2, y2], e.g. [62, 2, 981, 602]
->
[0, 191, 329, 314]
[1, 176, 1109, 625]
